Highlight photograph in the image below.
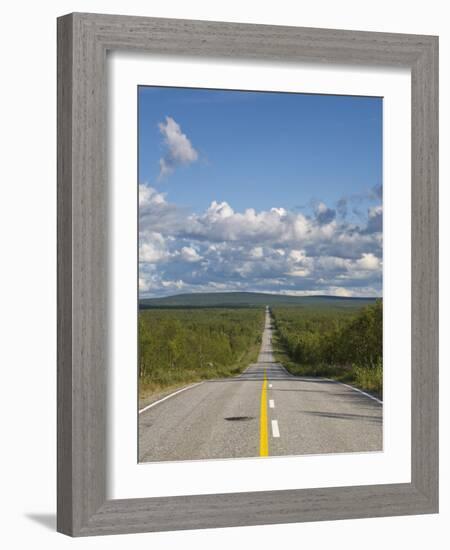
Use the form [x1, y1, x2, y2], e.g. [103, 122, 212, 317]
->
[138, 86, 383, 463]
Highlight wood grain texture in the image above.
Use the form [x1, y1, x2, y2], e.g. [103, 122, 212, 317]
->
[410, 36, 439, 507]
[57, 12, 439, 536]
[57, 13, 73, 535]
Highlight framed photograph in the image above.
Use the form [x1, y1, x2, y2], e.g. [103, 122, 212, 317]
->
[57, 13, 438, 536]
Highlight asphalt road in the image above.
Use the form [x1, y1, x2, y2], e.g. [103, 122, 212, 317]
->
[139, 308, 382, 462]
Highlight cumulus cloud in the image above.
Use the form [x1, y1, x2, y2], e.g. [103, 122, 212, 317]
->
[289, 250, 307, 263]
[182, 200, 338, 246]
[356, 252, 382, 271]
[331, 287, 354, 297]
[180, 246, 202, 263]
[158, 116, 198, 178]
[161, 279, 186, 290]
[314, 202, 336, 225]
[250, 246, 264, 259]
[139, 183, 188, 235]
[139, 232, 169, 263]
[139, 184, 166, 207]
[138, 190, 383, 298]
[139, 277, 151, 292]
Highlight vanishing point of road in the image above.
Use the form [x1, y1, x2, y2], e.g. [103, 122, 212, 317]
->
[139, 307, 382, 462]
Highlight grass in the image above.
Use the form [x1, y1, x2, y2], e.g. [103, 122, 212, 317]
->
[353, 362, 383, 395]
[139, 338, 261, 406]
[272, 332, 382, 399]
[138, 307, 264, 405]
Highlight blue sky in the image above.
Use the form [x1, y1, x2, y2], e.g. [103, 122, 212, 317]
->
[138, 86, 383, 298]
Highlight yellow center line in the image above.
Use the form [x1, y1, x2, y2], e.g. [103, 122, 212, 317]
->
[259, 368, 269, 457]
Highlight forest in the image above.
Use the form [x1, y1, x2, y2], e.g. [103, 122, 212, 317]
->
[139, 307, 264, 397]
[272, 300, 383, 395]
[138, 299, 382, 401]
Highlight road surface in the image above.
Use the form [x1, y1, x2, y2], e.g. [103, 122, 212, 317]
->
[139, 307, 382, 462]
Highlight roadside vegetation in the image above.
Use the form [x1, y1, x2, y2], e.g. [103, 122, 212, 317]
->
[272, 300, 383, 398]
[139, 308, 264, 401]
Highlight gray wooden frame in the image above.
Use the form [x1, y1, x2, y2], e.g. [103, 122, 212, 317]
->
[57, 12, 438, 537]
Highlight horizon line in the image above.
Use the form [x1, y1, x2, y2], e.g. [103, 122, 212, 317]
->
[139, 290, 382, 300]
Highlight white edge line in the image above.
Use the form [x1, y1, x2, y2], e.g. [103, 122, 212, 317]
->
[324, 378, 383, 405]
[271, 419, 280, 438]
[139, 381, 204, 414]
[269, 399, 275, 408]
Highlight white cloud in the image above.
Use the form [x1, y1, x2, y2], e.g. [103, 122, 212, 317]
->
[158, 116, 198, 177]
[139, 184, 188, 235]
[289, 249, 307, 263]
[161, 279, 186, 290]
[369, 205, 383, 217]
[139, 277, 151, 292]
[314, 201, 336, 225]
[186, 200, 329, 244]
[271, 207, 287, 217]
[139, 184, 166, 207]
[180, 246, 202, 263]
[138, 190, 383, 298]
[139, 232, 169, 263]
[356, 252, 382, 270]
[332, 287, 354, 297]
[250, 246, 264, 259]
[205, 200, 234, 220]
[289, 268, 310, 277]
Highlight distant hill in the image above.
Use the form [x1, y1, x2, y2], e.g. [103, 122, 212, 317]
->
[139, 291, 378, 310]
